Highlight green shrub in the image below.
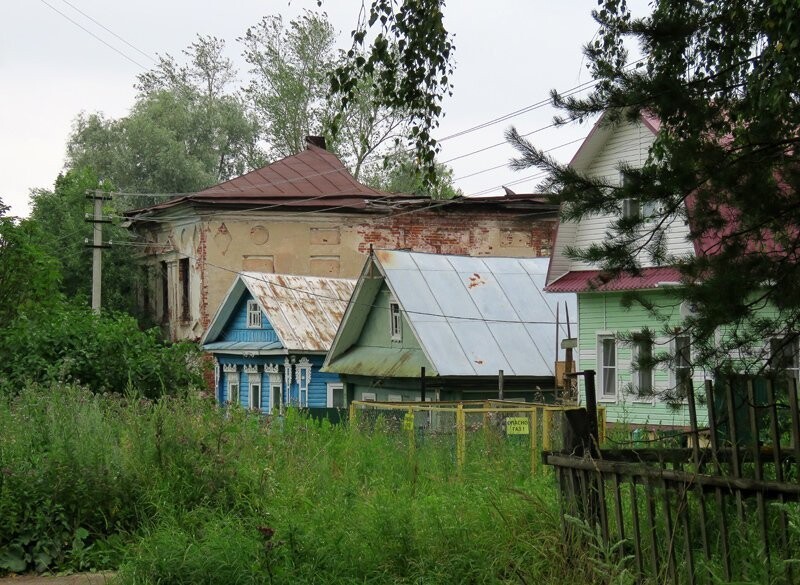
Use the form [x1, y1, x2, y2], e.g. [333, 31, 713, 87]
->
[0, 301, 203, 397]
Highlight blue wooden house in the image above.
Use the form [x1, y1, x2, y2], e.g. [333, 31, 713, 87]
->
[201, 272, 356, 412]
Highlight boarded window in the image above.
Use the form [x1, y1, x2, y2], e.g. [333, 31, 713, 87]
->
[242, 255, 274, 272]
[310, 256, 340, 276]
[310, 227, 340, 245]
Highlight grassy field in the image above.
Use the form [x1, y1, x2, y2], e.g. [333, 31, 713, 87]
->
[0, 386, 579, 584]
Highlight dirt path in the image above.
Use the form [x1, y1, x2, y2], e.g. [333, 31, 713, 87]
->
[0, 574, 115, 585]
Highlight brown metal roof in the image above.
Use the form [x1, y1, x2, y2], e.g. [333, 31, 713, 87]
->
[128, 145, 391, 215]
[200, 145, 384, 199]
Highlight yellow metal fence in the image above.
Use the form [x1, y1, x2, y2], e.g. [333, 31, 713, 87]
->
[349, 400, 606, 475]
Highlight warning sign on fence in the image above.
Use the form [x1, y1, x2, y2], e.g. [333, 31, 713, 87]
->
[402, 412, 415, 431]
[506, 417, 529, 435]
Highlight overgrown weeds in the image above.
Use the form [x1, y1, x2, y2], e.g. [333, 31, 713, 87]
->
[0, 384, 632, 583]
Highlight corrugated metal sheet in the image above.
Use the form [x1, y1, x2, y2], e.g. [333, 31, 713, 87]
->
[241, 272, 356, 352]
[375, 251, 577, 377]
[544, 267, 683, 293]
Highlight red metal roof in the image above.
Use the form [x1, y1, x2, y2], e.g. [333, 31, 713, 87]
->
[544, 267, 684, 293]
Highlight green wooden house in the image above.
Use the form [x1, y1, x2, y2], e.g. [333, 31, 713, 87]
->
[544, 112, 707, 429]
[322, 250, 576, 402]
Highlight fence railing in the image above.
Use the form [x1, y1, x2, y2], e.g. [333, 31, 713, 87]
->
[349, 399, 606, 476]
[545, 371, 800, 584]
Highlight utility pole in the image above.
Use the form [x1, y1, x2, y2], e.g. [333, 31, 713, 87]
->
[85, 190, 113, 313]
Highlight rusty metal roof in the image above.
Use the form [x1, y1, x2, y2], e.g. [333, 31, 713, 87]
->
[203, 272, 356, 353]
[327, 251, 577, 378]
[544, 267, 684, 293]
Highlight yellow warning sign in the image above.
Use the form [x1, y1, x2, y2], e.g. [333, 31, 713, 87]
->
[402, 412, 415, 431]
[506, 417, 529, 435]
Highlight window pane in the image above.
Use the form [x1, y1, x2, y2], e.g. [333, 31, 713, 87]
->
[603, 366, 616, 396]
[603, 339, 615, 366]
[333, 387, 345, 407]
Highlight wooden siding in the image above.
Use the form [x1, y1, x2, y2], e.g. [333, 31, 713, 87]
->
[578, 289, 708, 427]
[568, 121, 694, 272]
[357, 283, 424, 352]
[218, 355, 343, 411]
[219, 294, 279, 343]
[546, 220, 577, 285]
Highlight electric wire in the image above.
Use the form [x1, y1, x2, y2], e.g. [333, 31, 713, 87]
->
[38, 0, 148, 70]
[57, 0, 156, 63]
[115, 240, 573, 326]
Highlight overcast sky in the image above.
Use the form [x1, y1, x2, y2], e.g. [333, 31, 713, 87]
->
[1, 0, 649, 217]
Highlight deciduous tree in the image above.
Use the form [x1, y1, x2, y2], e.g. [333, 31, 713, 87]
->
[68, 36, 262, 207]
[0, 198, 60, 326]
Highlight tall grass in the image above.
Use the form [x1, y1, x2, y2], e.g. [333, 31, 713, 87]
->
[0, 385, 577, 583]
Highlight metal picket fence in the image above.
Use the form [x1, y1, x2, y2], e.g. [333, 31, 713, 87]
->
[349, 399, 606, 476]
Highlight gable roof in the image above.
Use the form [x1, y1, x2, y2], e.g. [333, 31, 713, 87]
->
[203, 272, 356, 353]
[545, 111, 665, 290]
[325, 250, 577, 378]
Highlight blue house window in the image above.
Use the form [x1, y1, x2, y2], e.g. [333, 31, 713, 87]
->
[249, 378, 261, 410]
[247, 300, 262, 328]
[228, 378, 240, 406]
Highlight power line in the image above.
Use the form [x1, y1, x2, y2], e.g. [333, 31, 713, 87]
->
[452, 134, 588, 182]
[437, 79, 598, 143]
[38, 0, 148, 70]
[119, 240, 573, 326]
[57, 0, 156, 63]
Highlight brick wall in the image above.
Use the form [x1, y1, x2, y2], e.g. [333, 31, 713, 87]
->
[354, 211, 556, 257]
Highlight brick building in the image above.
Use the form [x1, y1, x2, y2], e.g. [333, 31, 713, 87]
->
[125, 138, 558, 341]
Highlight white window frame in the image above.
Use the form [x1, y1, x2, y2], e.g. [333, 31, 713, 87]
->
[361, 392, 376, 402]
[619, 171, 661, 223]
[631, 334, 654, 397]
[266, 372, 282, 414]
[769, 336, 800, 380]
[296, 358, 312, 407]
[389, 299, 402, 341]
[670, 333, 693, 399]
[247, 299, 262, 329]
[249, 373, 261, 411]
[228, 377, 240, 406]
[598, 334, 617, 401]
[326, 382, 346, 408]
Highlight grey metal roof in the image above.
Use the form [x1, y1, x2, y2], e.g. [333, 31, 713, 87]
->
[375, 250, 577, 377]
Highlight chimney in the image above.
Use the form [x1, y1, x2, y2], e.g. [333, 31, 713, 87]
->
[305, 135, 327, 150]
